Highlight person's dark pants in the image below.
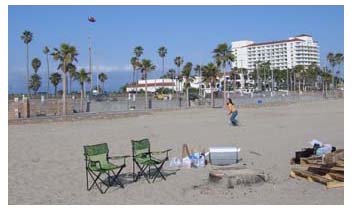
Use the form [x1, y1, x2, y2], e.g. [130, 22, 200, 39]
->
[230, 111, 238, 126]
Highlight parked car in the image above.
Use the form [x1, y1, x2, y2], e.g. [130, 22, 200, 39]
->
[154, 94, 169, 100]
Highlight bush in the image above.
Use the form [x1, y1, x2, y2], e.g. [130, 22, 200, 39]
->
[156, 87, 173, 94]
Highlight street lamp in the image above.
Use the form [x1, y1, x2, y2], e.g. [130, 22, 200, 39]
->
[88, 16, 96, 101]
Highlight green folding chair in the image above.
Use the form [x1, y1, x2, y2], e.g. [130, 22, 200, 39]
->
[131, 138, 172, 183]
[84, 143, 129, 194]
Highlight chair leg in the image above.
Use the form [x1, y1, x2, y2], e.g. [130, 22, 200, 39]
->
[111, 167, 125, 188]
[86, 168, 89, 191]
[87, 170, 104, 192]
[135, 162, 151, 184]
[152, 161, 167, 183]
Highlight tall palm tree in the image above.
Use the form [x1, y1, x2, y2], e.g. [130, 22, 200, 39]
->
[181, 62, 193, 107]
[29, 74, 41, 95]
[31, 58, 41, 74]
[164, 68, 176, 79]
[335, 53, 344, 87]
[306, 63, 319, 90]
[254, 60, 262, 90]
[20, 30, 33, 97]
[74, 68, 90, 112]
[137, 59, 156, 109]
[130, 56, 139, 92]
[43, 46, 50, 97]
[230, 67, 242, 91]
[51, 43, 79, 115]
[174, 56, 184, 95]
[98, 72, 108, 93]
[327, 52, 336, 89]
[49, 72, 62, 97]
[67, 63, 77, 94]
[134, 46, 144, 83]
[294, 65, 305, 93]
[158, 46, 168, 85]
[202, 63, 220, 108]
[212, 43, 235, 103]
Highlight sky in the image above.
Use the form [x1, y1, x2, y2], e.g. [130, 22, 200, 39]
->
[8, 5, 344, 94]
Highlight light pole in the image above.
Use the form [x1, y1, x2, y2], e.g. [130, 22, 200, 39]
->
[88, 16, 96, 101]
[88, 35, 92, 99]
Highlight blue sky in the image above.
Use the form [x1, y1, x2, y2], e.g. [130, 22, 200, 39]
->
[8, 5, 344, 93]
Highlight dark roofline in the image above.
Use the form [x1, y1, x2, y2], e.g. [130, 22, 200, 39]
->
[245, 38, 304, 47]
[295, 34, 312, 37]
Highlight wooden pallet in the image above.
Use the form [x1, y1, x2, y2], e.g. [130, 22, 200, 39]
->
[290, 167, 344, 189]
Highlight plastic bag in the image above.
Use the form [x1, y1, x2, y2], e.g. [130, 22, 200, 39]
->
[169, 157, 182, 168]
[182, 157, 191, 168]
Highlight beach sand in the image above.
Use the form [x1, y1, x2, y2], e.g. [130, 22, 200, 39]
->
[8, 99, 344, 204]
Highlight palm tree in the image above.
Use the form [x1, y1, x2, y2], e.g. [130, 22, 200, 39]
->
[98, 72, 108, 93]
[253, 61, 262, 90]
[306, 63, 320, 90]
[74, 68, 90, 112]
[130, 56, 139, 93]
[20, 30, 33, 97]
[137, 59, 156, 109]
[49, 72, 62, 97]
[259, 61, 271, 91]
[230, 67, 242, 91]
[327, 52, 336, 90]
[294, 65, 305, 93]
[174, 56, 184, 95]
[212, 43, 235, 103]
[319, 66, 332, 96]
[67, 63, 77, 94]
[29, 74, 41, 95]
[162, 68, 176, 79]
[51, 43, 79, 115]
[31, 58, 41, 74]
[335, 53, 344, 87]
[181, 62, 193, 107]
[202, 63, 220, 108]
[134, 46, 144, 82]
[158, 46, 168, 85]
[43, 46, 50, 97]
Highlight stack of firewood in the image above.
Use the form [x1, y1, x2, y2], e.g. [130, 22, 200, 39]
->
[290, 149, 344, 189]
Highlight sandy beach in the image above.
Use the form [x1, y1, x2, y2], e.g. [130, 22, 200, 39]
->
[8, 99, 344, 204]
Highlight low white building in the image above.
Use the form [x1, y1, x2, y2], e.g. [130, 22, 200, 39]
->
[126, 79, 178, 92]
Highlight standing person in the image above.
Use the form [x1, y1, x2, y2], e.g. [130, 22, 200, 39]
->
[226, 98, 238, 126]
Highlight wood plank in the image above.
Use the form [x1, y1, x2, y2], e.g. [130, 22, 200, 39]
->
[336, 160, 344, 167]
[324, 150, 344, 165]
[326, 181, 344, 189]
[303, 164, 344, 172]
[327, 172, 344, 182]
[291, 168, 344, 189]
[291, 168, 332, 184]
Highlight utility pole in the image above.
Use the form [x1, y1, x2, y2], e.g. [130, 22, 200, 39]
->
[88, 35, 93, 99]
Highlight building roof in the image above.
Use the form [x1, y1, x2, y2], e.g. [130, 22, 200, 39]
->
[245, 38, 304, 47]
[127, 82, 175, 88]
[295, 34, 312, 37]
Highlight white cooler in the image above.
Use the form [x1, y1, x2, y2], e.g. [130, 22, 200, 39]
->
[209, 147, 240, 165]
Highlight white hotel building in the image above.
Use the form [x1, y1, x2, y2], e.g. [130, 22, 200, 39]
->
[231, 34, 320, 88]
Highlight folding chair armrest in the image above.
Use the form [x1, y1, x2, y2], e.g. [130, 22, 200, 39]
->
[109, 155, 130, 164]
[151, 149, 172, 158]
